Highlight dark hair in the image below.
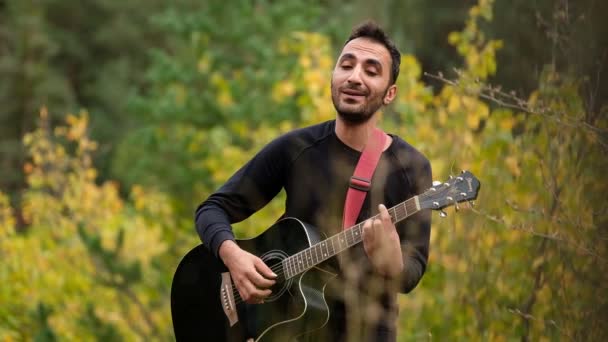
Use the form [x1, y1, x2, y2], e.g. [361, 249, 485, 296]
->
[345, 21, 401, 85]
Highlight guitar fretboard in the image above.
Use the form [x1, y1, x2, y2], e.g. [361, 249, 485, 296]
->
[282, 196, 420, 279]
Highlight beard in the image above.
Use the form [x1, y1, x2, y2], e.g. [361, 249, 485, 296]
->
[331, 83, 386, 125]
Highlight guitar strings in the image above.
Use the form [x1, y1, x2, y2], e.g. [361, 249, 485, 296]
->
[229, 203, 417, 305]
[228, 187, 460, 305]
[228, 212, 389, 305]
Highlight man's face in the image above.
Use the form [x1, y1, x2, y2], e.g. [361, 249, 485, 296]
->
[331, 37, 396, 125]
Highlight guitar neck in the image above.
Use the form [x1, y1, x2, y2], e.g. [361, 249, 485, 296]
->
[283, 196, 421, 279]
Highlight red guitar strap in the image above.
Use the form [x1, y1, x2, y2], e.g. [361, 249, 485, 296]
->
[342, 127, 387, 230]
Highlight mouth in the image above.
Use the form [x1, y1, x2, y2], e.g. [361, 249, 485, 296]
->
[341, 89, 366, 96]
[340, 89, 367, 102]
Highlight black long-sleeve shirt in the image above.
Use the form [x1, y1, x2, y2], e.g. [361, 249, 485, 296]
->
[195, 120, 432, 341]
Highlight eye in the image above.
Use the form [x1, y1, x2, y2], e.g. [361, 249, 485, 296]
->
[340, 64, 353, 70]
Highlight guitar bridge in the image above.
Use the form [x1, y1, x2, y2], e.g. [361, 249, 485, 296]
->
[220, 272, 238, 326]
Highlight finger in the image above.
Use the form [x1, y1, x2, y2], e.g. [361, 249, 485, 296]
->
[372, 217, 385, 242]
[248, 287, 272, 303]
[362, 219, 375, 248]
[254, 258, 278, 280]
[256, 288, 272, 298]
[378, 204, 392, 227]
[241, 280, 272, 303]
[247, 269, 275, 289]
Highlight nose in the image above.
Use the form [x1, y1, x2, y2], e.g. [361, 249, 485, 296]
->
[346, 65, 363, 85]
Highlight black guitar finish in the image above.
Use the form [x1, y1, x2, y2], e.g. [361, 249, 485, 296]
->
[171, 218, 334, 341]
[171, 171, 480, 341]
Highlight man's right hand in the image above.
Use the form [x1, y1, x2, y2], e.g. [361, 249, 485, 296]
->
[218, 240, 277, 304]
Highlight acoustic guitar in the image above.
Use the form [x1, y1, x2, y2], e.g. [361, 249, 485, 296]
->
[171, 171, 480, 341]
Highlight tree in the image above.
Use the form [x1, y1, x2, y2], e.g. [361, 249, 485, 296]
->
[113, 0, 353, 215]
[0, 0, 176, 206]
[0, 110, 176, 339]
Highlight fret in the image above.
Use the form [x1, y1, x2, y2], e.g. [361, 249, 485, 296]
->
[286, 257, 293, 279]
[353, 225, 360, 244]
[389, 207, 397, 223]
[283, 197, 423, 279]
[319, 243, 324, 261]
[291, 254, 298, 275]
[301, 250, 307, 270]
[306, 248, 312, 269]
[293, 253, 300, 275]
[296, 253, 301, 272]
[297, 252, 304, 273]
[346, 227, 353, 246]
[288, 255, 294, 276]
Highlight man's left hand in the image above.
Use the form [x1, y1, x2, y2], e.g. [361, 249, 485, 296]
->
[362, 204, 404, 278]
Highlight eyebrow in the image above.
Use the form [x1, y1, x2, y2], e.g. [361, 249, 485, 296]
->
[339, 53, 383, 71]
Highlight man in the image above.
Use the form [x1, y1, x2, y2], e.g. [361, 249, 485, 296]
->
[196, 21, 432, 341]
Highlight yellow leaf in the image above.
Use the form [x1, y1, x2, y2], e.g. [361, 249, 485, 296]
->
[505, 156, 520, 177]
[218, 89, 234, 108]
[467, 111, 479, 129]
[197, 54, 211, 73]
[499, 116, 515, 131]
[299, 55, 311, 68]
[272, 80, 296, 102]
[447, 96, 460, 113]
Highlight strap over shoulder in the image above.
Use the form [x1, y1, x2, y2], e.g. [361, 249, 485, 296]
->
[342, 127, 387, 229]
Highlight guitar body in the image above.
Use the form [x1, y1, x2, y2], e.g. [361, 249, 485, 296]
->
[171, 218, 335, 341]
[171, 171, 481, 341]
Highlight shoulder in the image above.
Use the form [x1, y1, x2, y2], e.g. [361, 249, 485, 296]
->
[386, 134, 432, 191]
[269, 120, 335, 155]
[387, 135, 430, 168]
[280, 120, 335, 143]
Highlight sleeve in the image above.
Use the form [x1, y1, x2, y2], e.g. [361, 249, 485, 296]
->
[396, 154, 432, 293]
[194, 136, 289, 257]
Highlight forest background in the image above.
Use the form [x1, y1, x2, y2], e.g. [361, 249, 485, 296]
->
[1, 0, 607, 340]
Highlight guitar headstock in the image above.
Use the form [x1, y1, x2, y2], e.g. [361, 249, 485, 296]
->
[419, 170, 480, 214]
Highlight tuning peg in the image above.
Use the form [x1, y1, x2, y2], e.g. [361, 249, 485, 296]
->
[461, 170, 466, 174]
[467, 201, 475, 208]
[432, 181, 441, 187]
[439, 210, 448, 218]
[448, 175, 454, 179]
[455, 202, 460, 211]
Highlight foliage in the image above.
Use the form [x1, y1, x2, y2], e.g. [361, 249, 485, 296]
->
[111, 0, 354, 217]
[0, 110, 177, 339]
[0, 0, 176, 199]
[1, 0, 606, 340]
[386, 0, 608, 340]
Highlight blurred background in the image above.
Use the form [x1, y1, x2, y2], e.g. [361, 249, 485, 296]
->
[1, 0, 606, 340]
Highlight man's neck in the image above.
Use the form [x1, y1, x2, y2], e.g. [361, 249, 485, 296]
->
[335, 115, 379, 152]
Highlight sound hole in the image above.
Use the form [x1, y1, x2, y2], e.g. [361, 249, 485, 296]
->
[260, 250, 292, 302]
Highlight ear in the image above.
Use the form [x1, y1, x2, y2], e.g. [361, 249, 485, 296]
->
[383, 84, 397, 105]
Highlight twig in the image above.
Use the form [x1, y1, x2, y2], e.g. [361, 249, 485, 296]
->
[423, 71, 608, 150]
